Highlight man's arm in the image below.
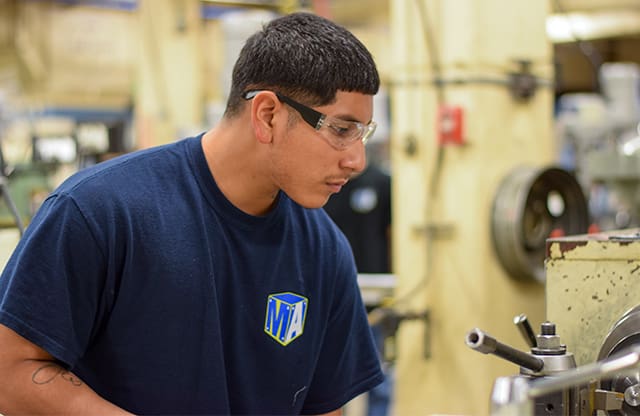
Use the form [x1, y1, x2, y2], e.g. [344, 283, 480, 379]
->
[0, 323, 134, 415]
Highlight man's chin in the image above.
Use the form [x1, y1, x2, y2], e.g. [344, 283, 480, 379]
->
[297, 195, 332, 209]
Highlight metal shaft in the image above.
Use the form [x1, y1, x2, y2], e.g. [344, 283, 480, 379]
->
[466, 328, 544, 373]
[514, 314, 537, 348]
[528, 345, 640, 399]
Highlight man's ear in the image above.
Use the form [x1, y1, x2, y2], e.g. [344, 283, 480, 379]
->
[250, 92, 281, 144]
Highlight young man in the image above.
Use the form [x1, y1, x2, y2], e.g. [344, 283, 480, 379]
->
[0, 11, 383, 415]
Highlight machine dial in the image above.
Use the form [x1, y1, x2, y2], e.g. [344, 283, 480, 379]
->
[598, 306, 640, 415]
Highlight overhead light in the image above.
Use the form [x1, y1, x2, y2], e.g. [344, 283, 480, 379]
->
[546, 9, 640, 43]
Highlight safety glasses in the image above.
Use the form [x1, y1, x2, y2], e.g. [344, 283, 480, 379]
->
[243, 90, 377, 150]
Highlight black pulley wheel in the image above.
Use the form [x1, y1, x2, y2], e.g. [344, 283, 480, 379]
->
[491, 166, 589, 283]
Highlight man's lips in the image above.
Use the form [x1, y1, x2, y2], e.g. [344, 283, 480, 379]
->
[326, 178, 349, 192]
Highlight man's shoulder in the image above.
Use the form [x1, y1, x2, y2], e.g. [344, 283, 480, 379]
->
[58, 138, 194, 194]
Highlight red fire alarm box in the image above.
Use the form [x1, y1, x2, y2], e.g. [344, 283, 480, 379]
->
[438, 105, 465, 145]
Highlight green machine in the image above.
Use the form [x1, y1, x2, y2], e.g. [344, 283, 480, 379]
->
[0, 146, 52, 235]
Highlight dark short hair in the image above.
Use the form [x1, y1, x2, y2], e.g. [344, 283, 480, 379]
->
[224, 12, 380, 118]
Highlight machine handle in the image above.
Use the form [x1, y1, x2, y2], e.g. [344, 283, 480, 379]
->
[466, 328, 544, 373]
[513, 314, 537, 348]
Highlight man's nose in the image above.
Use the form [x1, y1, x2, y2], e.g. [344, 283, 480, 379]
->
[339, 141, 367, 173]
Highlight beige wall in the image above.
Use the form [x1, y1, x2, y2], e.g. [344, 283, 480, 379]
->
[390, 1, 552, 414]
[5, 2, 136, 109]
[0, 229, 20, 271]
[0, 1, 230, 149]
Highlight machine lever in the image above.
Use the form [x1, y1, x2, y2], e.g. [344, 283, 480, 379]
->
[465, 328, 544, 373]
[513, 314, 537, 348]
[529, 345, 640, 399]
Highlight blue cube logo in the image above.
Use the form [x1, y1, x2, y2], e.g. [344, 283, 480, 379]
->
[264, 292, 308, 346]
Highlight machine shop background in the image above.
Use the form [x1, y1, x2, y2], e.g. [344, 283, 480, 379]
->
[1, 0, 640, 415]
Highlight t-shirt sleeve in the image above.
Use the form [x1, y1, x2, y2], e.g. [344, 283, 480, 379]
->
[301, 241, 384, 414]
[0, 192, 107, 367]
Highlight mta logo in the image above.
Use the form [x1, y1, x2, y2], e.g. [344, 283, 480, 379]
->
[264, 292, 308, 346]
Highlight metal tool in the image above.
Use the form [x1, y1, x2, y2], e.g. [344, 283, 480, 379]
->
[466, 315, 579, 415]
[490, 345, 640, 416]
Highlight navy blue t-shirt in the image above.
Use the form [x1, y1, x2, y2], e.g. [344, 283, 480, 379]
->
[0, 135, 383, 415]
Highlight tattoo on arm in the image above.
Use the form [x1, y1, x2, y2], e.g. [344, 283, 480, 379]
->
[32, 363, 83, 387]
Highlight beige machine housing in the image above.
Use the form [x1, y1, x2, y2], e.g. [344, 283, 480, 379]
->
[546, 228, 640, 367]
